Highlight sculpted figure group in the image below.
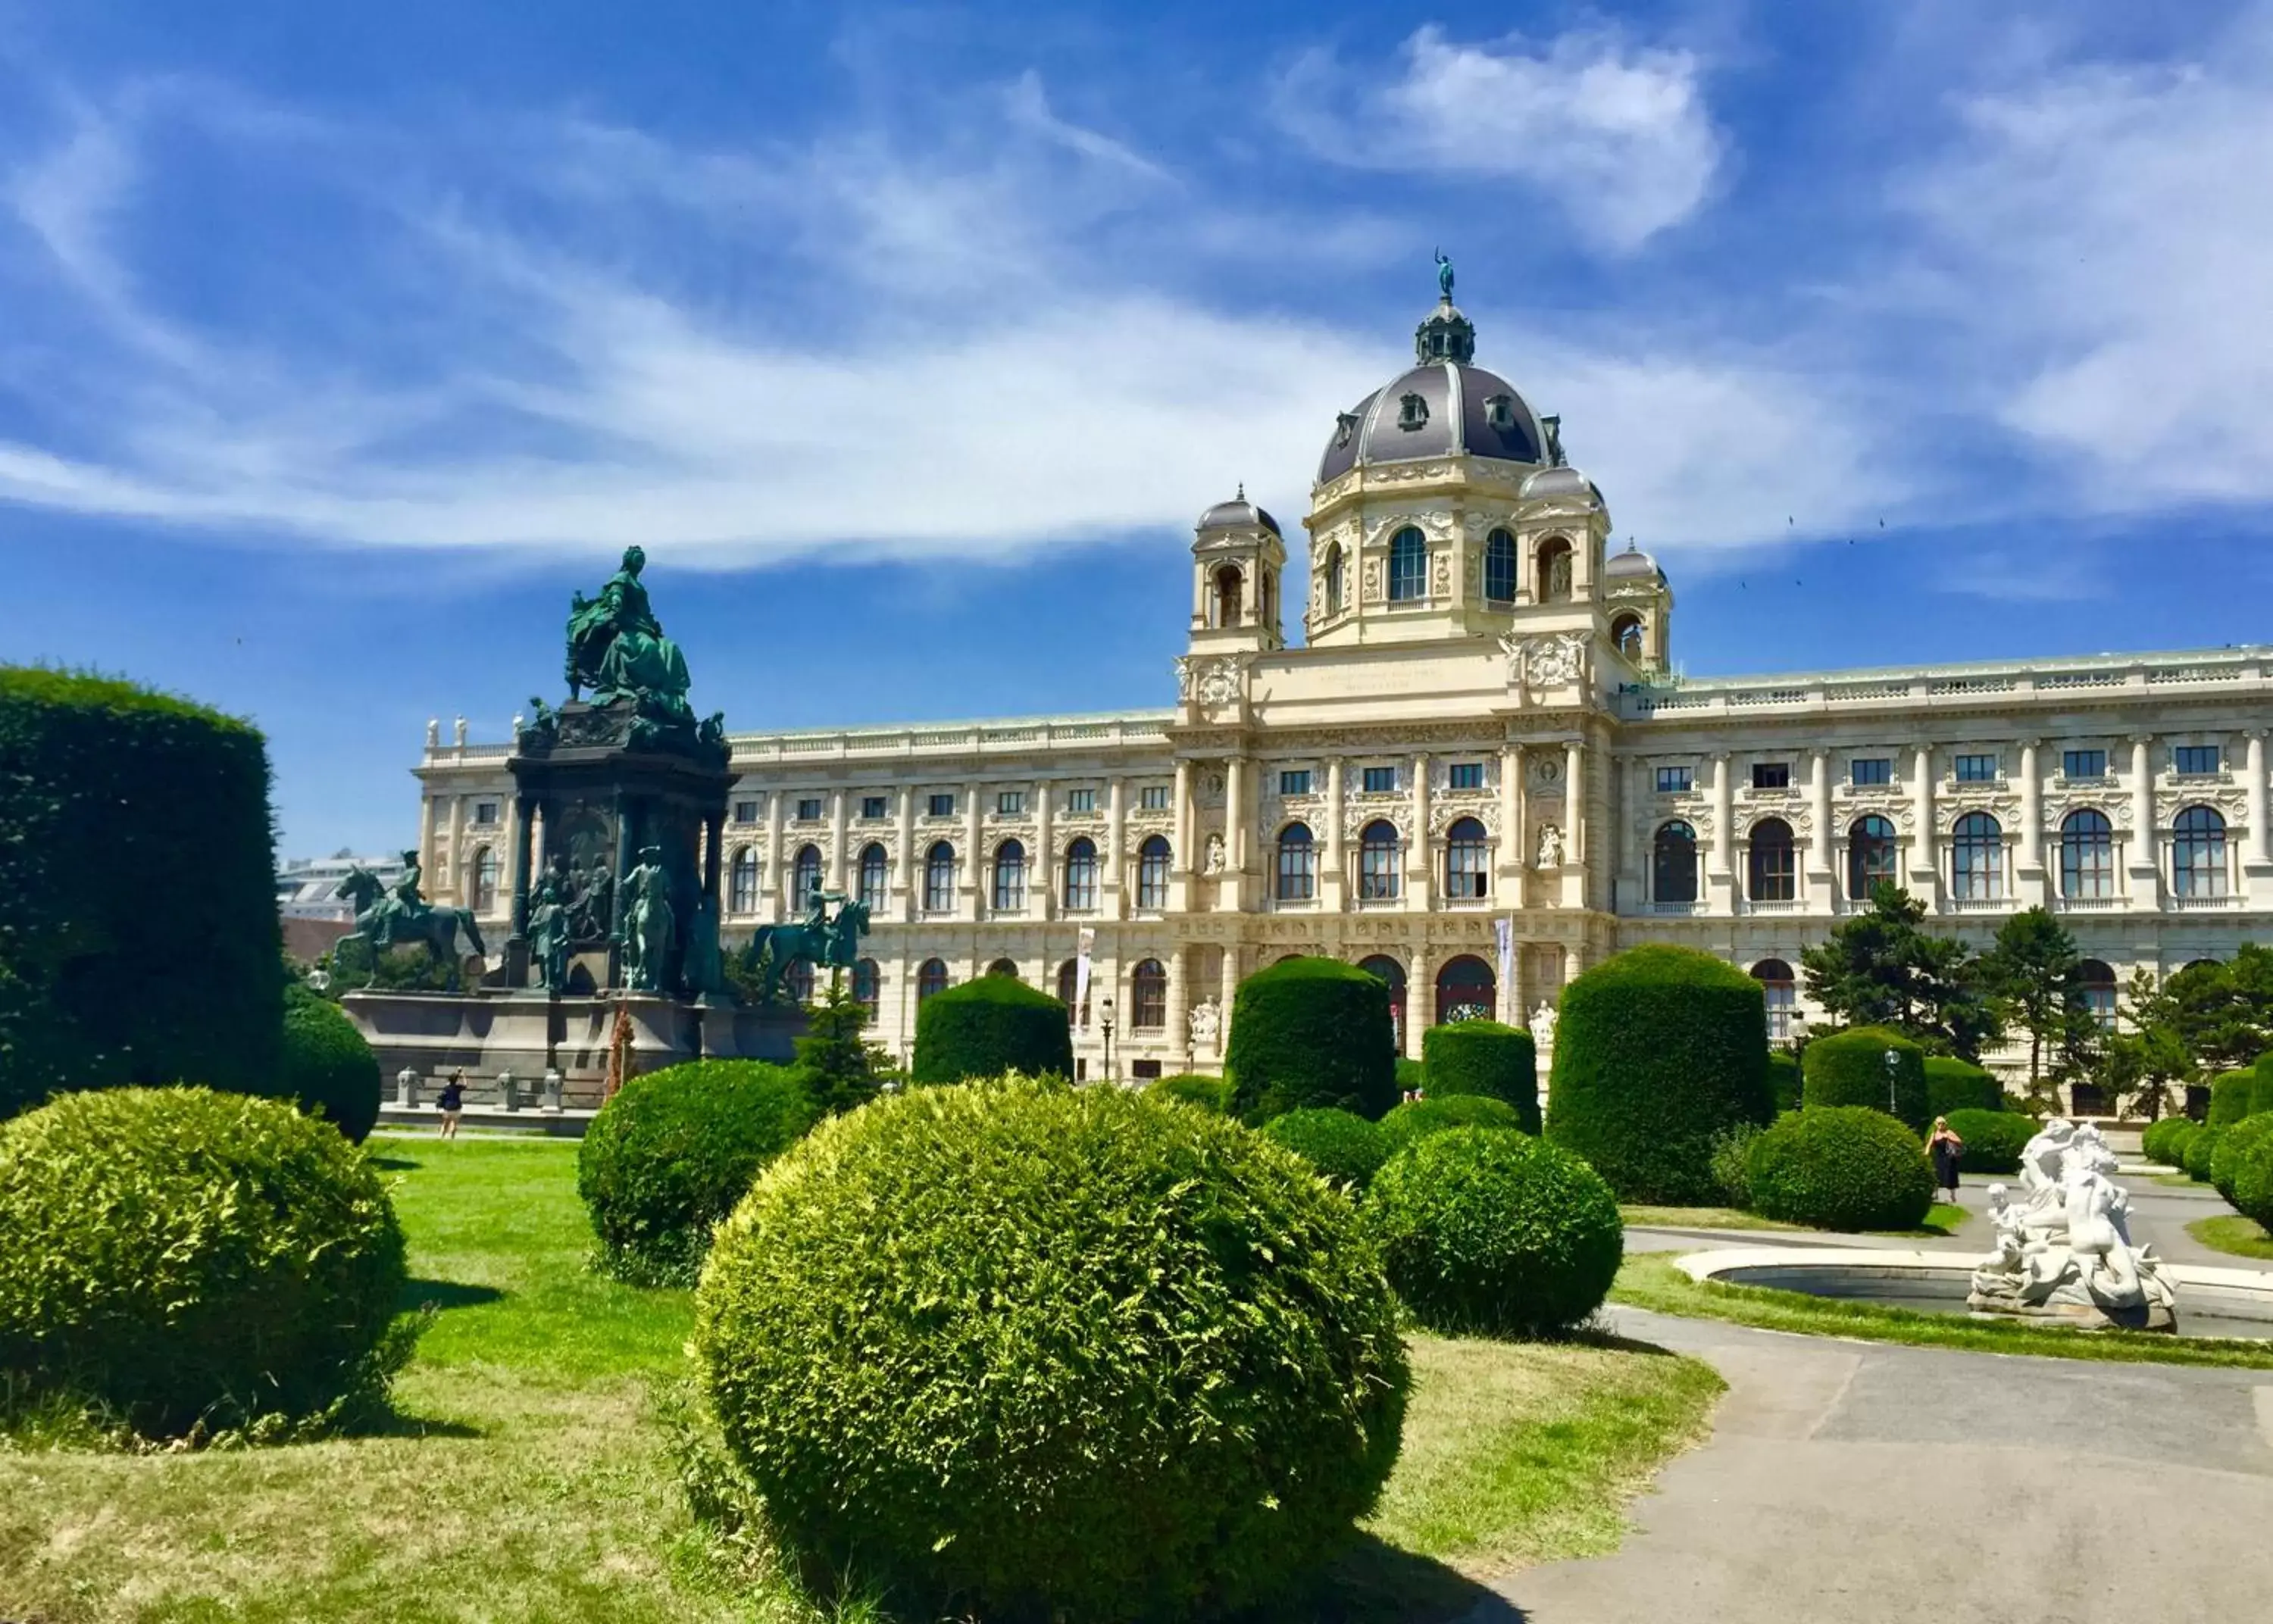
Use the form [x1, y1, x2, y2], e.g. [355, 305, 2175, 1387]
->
[1970, 1117, 2177, 1330]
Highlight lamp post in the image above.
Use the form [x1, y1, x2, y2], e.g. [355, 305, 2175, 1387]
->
[1884, 1047, 1899, 1116]
[1100, 996, 1118, 1087]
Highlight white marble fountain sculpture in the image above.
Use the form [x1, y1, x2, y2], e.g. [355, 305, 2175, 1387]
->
[1968, 1119, 2177, 1330]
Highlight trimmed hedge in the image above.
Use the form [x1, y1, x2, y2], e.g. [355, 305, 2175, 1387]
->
[1421, 1020, 1539, 1132]
[1378, 1094, 1527, 1162]
[2185, 1123, 2225, 1183]
[910, 976, 1074, 1085]
[1746, 1107, 1935, 1232]
[2165, 1120, 2203, 1173]
[694, 1077, 1409, 1621]
[1224, 956, 1399, 1124]
[1144, 1073, 1230, 1113]
[1261, 1107, 1390, 1190]
[1924, 1057, 2000, 1118]
[2212, 1113, 2273, 1206]
[1544, 946, 1772, 1203]
[1395, 1057, 1426, 1098]
[578, 1060, 818, 1283]
[2253, 1052, 2273, 1119]
[2142, 1116, 2187, 1166]
[1765, 1051, 1802, 1113]
[0, 669, 282, 1121]
[0, 1086, 407, 1437]
[1803, 1026, 1930, 1132]
[1943, 1108, 2034, 1174]
[2209, 1070, 2257, 1129]
[2232, 1131, 2273, 1233]
[1366, 1128, 1624, 1337]
[280, 984, 383, 1143]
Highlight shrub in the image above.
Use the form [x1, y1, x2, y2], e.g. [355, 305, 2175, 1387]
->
[1765, 1051, 1802, 1113]
[1377, 1094, 1527, 1162]
[2209, 1070, 2256, 1128]
[910, 976, 1074, 1085]
[1544, 945, 1772, 1202]
[2253, 1052, 2273, 1120]
[2165, 1120, 2202, 1172]
[1803, 1026, 1930, 1132]
[694, 1077, 1409, 1621]
[1395, 1056, 1426, 1098]
[1745, 1107, 1934, 1232]
[279, 984, 383, 1143]
[1145, 1073, 1230, 1113]
[1924, 1057, 2000, 1118]
[578, 1060, 818, 1283]
[1365, 1128, 1624, 1337]
[2212, 1113, 2273, 1206]
[1261, 1108, 1390, 1190]
[0, 669, 282, 1121]
[0, 1086, 408, 1438]
[1420, 1020, 1539, 1130]
[1224, 956, 1398, 1124]
[2185, 1124, 2225, 1184]
[2232, 1132, 2273, 1232]
[1943, 1108, 2034, 1174]
[2142, 1116, 2186, 1166]
[1708, 1122, 1764, 1208]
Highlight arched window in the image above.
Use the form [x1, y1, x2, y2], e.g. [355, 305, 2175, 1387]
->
[2078, 958, 2118, 1030]
[1359, 819, 1401, 901]
[987, 957, 1021, 979]
[1137, 835, 1171, 910]
[1848, 815, 1897, 901]
[2174, 805, 2228, 898]
[1611, 612, 1644, 660]
[1536, 536, 1573, 603]
[1484, 528, 1517, 603]
[1324, 543, 1345, 614]
[786, 958, 814, 1004]
[1063, 837, 1098, 911]
[1748, 818, 1796, 903]
[1652, 820, 1699, 905]
[1951, 812, 2003, 901]
[1359, 954, 1408, 1051]
[472, 847, 499, 912]
[1752, 957, 1796, 1041]
[923, 842, 955, 912]
[793, 844, 824, 909]
[1276, 821, 1316, 901]
[1214, 564, 1243, 628]
[1435, 954, 1496, 1026]
[728, 847, 758, 913]
[852, 957, 880, 1016]
[856, 842, 890, 910]
[2059, 809, 2113, 901]
[992, 839, 1027, 911]
[1056, 958, 1082, 1020]
[918, 957, 949, 1001]
[1445, 816, 1490, 899]
[1388, 526, 1427, 602]
[1132, 959, 1167, 1030]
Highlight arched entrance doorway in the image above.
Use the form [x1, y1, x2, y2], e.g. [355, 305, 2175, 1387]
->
[1435, 954, 1496, 1026]
[1358, 954, 1407, 1052]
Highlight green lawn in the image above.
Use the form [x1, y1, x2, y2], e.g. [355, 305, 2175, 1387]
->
[2187, 1213, 2273, 1261]
[0, 1132, 1721, 1622]
[1618, 1203, 1968, 1237]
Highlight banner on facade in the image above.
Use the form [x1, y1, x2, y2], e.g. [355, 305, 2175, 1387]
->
[1075, 926, 1096, 1017]
[1493, 915, 1515, 1018]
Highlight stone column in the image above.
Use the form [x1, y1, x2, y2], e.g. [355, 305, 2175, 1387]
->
[1218, 944, 1240, 1042]
[894, 789, 915, 922]
[1707, 751, 1734, 914]
[1033, 776, 1055, 921]
[2250, 731, 2271, 869]
[827, 789, 849, 892]
[1809, 748, 1834, 907]
[508, 794, 535, 938]
[1171, 758, 1194, 912]
[764, 791, 786, 922]
[964, 786, 984, 922]
[1162, 944, 1190, 1073]
[1562, 736, 1587, 910]
[1105, 776, 1127, 919]
[2017, 739, 2046, 906]
[1224, 755, 1247, 872]
[1409, 752, 1432, 910]
[1407, 945, 1433, 1058]
[417, 789, 439, 895]
[443, 795, 466, 902]
[1498, 745, 1523, 904]
[1324, 757, 1347, 910]
[1910, 745, 1939, 906]
[2130, 734, 2161, 908]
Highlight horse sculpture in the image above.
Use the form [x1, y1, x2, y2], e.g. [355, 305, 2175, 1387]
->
[741, 895, 870, 1004]
[333, 866, 488, 989]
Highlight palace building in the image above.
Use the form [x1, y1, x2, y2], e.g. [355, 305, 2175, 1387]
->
[409, 289, 2273, 1087]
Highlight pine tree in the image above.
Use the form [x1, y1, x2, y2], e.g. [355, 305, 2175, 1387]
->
[1798, 883, 2002, 1059]
[792, 979, 888, 1116]
[1979, 907, 2096, 1109]
[2094, 967, 2191, 1120]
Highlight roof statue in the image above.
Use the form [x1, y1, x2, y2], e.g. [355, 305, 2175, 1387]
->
[1434, 247, 1455, 301]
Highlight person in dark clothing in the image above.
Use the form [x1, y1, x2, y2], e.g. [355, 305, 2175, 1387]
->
[1926, 1115, 1965, 1203]
[436, 1069, 467, 1139]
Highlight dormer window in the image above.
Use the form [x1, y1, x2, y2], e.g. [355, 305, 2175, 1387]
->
[1484, 393, 1517, 433]
[1397, 392, 1429, 430]
[1333, 411, 1359, 449]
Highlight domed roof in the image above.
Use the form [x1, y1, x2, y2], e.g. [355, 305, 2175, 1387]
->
[1316, 295, 1547, 485]
[1196, 489, 1280, 535]
[1518, 464, 1604, 507]
[1605, 541, 1663, 581]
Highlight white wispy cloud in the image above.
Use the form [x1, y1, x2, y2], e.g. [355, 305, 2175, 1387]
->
[1273, 24, 1724, 253]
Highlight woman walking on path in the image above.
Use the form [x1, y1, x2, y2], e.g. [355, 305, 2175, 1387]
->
[1927, 1115, 1965, 1204]
[436, 1069, 467, 1139]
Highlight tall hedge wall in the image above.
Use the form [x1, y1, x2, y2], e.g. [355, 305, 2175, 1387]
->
[1543, 945, 1773, 1203]
[0, 669, 281, 1120]
[280, 984, 383, 1143]
[1224, 957, 1398, 1125]
[1924, 1056, 1999, 1118]
[1421, 1020, 1539, 1132]
[2209, 1069, 2257, 1128]
[2254, 1053, 2273, 1120]
[910, 977, 1074, 1085]
[1804, 1026, 1930, 1133]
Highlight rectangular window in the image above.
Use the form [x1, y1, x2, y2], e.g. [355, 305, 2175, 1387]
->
[927, 792, 955, 818]
[2176, 744, 2221, 775]
[860, 795, 887, 820]
[796, 797, 823, 821]
[1955, 753, 1998, 783]
[1279, 769, 1312, 796]
[1448, 762, 1484, 790]
[1750, 763, 1790, 790]
[996, 790, 1025, 816]
[474, 801, 499, 826]
[1065, 788, 1096, 814]
[1656, 766, 1693, 794]
[1851, 757, 1892, 787]
[2062, 749, 2106, 780]
[1361, 765, 1397, 794]
[1130, 1059, 1163, 1081]
[1140, 785, 1170, 811]
[733, 798, 759, 824]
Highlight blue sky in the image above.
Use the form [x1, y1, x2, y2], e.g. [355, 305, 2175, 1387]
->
[4, 1, 2273, 856]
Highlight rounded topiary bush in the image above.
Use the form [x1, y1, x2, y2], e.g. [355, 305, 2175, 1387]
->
[280, 985, 383, 1143]
[1395, 1056, 1426, 1098]
[1924, 1057, 1999, 1118]
[1802, 1026, 1930, 1132]
[1745, 1107, 1934, 1232]
[2185, 1123, 2225, 1183]
[2165, 1120, 2202, 1173]
[694, 1078, 1409, 1622]
[1377, 1094, 1527, 1161]
[1366, 1127, 1624, 1338]
[1261, 1107, 1390, 1190]
[1225, 956, 1398, 1124]
[1943, 1107, 2034, 1174]
[1145, 1073, 1230, 1113]
[578, 1060, 818, 1282]
[2231, 1132, 2273, 1233]
[2142, 1116, 2186, 1166]
[0, 670, 283, 1122]
[2212, 1113, 2273, 1206]
[1420, 1020, 1538, 1131]
[1766, 1050, 1803, 1113]
[1544, 945, 1772, 1202]
[911, 977, 1074, 1085]
[2209, 1070, 2256, 1128]
[2252, 1053, 2273, 1119]
[0, 1086, 406, 1437]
